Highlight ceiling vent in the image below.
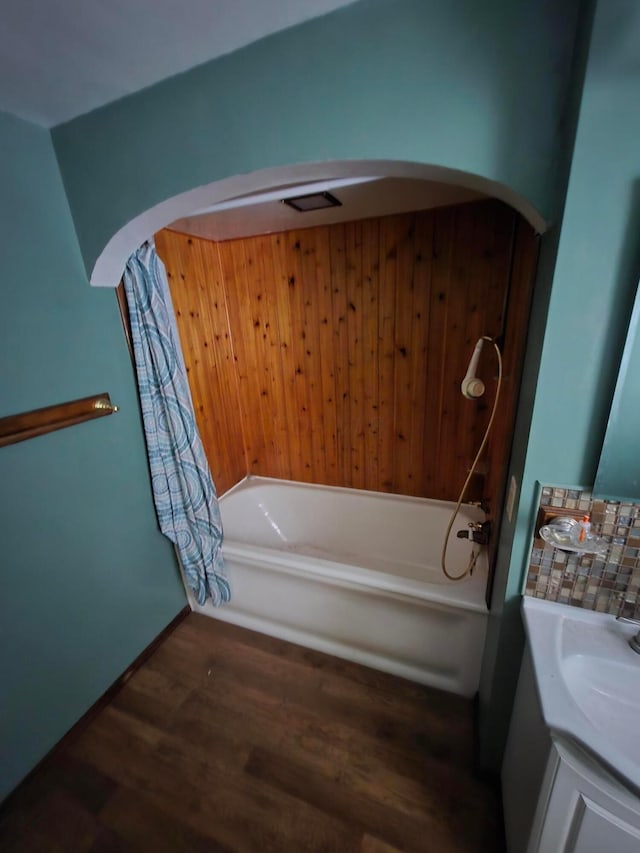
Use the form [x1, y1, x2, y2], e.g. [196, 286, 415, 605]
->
[281, 191, 342, 212]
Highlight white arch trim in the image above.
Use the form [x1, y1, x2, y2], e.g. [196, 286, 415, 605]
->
[91, 160, 547, 287]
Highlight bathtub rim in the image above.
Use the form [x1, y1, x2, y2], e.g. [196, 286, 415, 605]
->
[221, 473, 487, 516]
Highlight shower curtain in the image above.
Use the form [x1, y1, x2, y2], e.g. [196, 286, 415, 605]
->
[123, 240, 229, 606]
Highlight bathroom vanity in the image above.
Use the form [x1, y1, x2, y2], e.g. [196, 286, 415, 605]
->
[502, 598, 640, 852]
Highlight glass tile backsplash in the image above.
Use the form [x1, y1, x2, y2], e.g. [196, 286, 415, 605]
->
[525, 486, 640, 619]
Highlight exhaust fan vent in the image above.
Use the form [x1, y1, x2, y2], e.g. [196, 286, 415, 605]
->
[282, 191, 342, 212]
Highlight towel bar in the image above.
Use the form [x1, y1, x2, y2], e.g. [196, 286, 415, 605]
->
[0, 392, 119, 447]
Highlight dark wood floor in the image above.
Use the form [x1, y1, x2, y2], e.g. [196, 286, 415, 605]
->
[0, 614, 504, 852]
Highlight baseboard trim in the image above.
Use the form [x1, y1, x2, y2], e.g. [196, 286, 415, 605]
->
[0, 604, 191, 809]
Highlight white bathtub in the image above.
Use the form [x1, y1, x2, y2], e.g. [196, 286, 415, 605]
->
[189, 477, 489, 697]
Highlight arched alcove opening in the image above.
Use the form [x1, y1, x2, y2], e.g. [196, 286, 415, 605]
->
[91, 160, 547, 288]
[110, 163, 541, 616]
[117, 173, 542, 726]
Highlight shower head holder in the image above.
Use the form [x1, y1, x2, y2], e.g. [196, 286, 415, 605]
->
[461, 337, 487, 399]
[461, 376, 486, 399]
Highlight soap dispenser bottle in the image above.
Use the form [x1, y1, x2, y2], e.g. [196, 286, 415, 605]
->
[578, 514, 591, 544]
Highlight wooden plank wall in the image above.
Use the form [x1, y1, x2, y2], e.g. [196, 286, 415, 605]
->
[156, 200, 537, 510]
[155, 232, 246, 495]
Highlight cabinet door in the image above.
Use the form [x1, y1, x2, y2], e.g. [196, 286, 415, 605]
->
[567, 796, 640, 853]
[533, 740, 640, 853]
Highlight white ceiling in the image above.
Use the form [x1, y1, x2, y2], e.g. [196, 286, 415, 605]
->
[0, 0, 357, 127]
[169, 177, 483, 243]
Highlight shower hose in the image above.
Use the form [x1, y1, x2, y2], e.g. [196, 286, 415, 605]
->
[441, 337, 503, 581]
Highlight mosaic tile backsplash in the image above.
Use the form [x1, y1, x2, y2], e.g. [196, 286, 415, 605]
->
[525, 486, 640, 619]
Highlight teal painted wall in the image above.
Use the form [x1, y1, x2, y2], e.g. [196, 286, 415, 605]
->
[480, 0, 640, 765]
[53, 0, 582, 281]
[0, 111, 186, 801]
[49, 0, 588, 773]
[50, 0, 634, 778]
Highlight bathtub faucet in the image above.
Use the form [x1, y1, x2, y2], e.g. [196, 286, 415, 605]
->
[456, 521, 491, 546]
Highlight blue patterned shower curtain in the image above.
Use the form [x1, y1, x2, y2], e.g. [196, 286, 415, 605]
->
[123, 240, 229, 606]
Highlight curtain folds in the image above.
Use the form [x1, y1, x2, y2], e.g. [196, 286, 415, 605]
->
[123, 240, 229, 606]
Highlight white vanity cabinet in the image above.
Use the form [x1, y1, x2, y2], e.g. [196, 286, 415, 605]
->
[503, 645, 640, 852]
[532, 739, 640, 853]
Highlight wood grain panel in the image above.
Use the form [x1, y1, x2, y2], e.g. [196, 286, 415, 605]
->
[345, 221, 366, 489]
[483, 216, 539, 592]
[422, 206, 453, 497]
[330, 224, 351, 485]
[156, 200, 537, 516]
[154, 231, 246, 495]
[377, 216, 400, 492]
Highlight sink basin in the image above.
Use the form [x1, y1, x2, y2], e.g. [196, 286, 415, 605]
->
[523, 598, 640, 794]
[562, 654, 640, 764]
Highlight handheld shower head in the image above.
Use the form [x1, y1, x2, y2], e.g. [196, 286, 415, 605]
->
[461, 337, 486, 399]
[443, 336, 503, 581]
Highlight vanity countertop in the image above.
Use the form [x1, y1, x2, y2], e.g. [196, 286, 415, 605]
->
[523, 597, 640, 795]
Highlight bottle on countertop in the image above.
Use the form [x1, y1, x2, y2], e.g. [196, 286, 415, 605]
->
[578, 514, 591, 544]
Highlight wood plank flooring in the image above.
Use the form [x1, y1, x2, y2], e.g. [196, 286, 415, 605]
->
[0, 614, 505, 852]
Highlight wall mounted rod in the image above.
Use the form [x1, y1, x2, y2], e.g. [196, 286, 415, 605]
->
[0, 392, 119, 447]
